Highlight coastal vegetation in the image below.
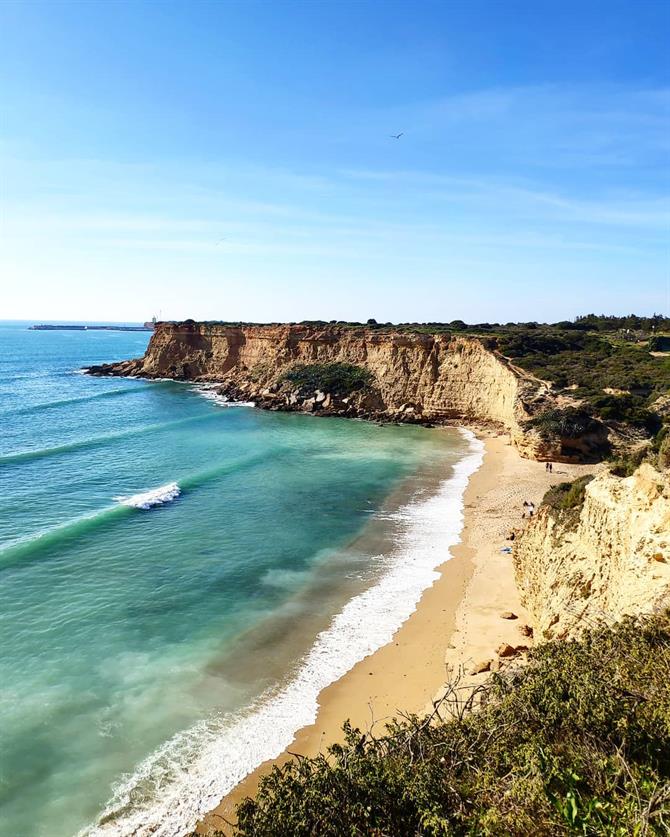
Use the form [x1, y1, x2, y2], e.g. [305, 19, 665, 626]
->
[541, 475, 594, 516]
[280, 363, 373, 396]
[202, 610, 670, 836]
[523, 408, 603, 440]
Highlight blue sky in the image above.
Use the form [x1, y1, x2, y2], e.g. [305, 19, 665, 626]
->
[1, 0, 668, 323]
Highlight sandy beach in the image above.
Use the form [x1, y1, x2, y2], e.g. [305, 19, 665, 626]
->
[197, 432, 597, 834]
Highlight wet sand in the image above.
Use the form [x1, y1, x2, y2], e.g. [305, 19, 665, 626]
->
[197, 433, 596, 834]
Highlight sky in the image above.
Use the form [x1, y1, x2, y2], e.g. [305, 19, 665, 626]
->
[1, 0, 668, 324]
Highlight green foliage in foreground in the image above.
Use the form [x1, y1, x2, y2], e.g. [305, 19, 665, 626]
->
[214, 612, 670, 836]
[280, 363, 373, 396]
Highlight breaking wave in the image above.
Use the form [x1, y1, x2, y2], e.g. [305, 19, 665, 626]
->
[115, 482, 181, 510]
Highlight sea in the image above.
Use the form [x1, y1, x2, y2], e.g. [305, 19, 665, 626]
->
[0, 321, 483, 837]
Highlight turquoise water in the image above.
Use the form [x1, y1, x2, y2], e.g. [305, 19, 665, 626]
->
[0, 322, 478, 837]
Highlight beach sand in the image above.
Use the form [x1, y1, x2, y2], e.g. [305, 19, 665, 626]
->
[197, 433, 597, 834]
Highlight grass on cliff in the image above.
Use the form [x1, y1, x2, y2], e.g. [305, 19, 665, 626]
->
[280, 363, 373, 396]
[199, 610, 670, 837]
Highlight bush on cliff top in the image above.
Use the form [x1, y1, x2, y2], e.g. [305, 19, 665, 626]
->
[542, 474, 594, 516]
[198, 611, 670, 837]
[280, 363, 373, 396]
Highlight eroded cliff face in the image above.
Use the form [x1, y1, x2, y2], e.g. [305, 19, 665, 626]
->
[514, 464, 670, 639]
[87, 321, 602, 461]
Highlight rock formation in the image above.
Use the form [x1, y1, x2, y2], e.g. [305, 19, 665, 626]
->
[513, 463, 670, 639]
[86, 321, 608, 462]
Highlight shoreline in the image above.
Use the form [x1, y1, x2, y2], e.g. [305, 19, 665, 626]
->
[197, 432, 598, 834]
[86, 424, 480, 837]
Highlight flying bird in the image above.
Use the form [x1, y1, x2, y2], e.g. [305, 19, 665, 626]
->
[389, 132, 404, 139]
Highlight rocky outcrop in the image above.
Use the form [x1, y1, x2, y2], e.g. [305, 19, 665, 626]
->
[86, 321, 605, 461]
[513, 464, 670, 639]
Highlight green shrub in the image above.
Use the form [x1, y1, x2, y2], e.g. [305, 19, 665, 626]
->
[217, 611, 670, 836]
[610, 446, 649, 478]
[280, 363, 373, 396]
[658, 434, 670, 470]
[651, 426, 670, 471]
[524, 408, 602, 440]
[586, 394, 662, 434]
[542, 475, 594, 514]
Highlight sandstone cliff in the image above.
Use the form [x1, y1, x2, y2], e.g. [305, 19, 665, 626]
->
[513, 463, 670, 639]
[87, 321, 607, 462]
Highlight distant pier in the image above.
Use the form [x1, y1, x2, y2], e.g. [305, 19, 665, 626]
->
[29, 324, 154, 332]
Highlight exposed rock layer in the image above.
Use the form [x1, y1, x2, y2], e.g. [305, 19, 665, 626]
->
[87, 321, 605, 461]
[513, 463, 670, 639]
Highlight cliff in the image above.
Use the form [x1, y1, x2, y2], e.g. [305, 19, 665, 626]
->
[513, 463, 670, 639]
[87, 321, 608, 462]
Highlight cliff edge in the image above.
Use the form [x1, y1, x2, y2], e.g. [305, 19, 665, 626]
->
[86, 321, 608, 462]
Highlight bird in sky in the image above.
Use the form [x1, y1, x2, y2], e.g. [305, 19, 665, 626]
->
[216, 237, 227, 245]
[389, 132, 404, 139]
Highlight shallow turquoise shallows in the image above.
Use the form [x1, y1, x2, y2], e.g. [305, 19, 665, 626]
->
[0, 322, 477, 837]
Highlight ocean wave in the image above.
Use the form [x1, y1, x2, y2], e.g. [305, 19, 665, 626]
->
[115, 483, 181, 510]
[0, 505, 128, 568]
[82, 429, 484, 837]
[0, 412, 222, 466]
[7, 387, 143, 416]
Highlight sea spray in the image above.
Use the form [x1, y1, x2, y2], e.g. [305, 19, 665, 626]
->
[83, 430, 484, 837]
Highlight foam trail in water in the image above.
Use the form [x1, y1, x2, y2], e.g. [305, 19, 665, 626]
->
[82, 429, 484, 837]
[115, 483, 181, 510]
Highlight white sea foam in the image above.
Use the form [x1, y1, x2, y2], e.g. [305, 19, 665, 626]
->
[114, 482, 181, 510]
[82, 429, 484, 837]
[195, 386, 255, 408]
